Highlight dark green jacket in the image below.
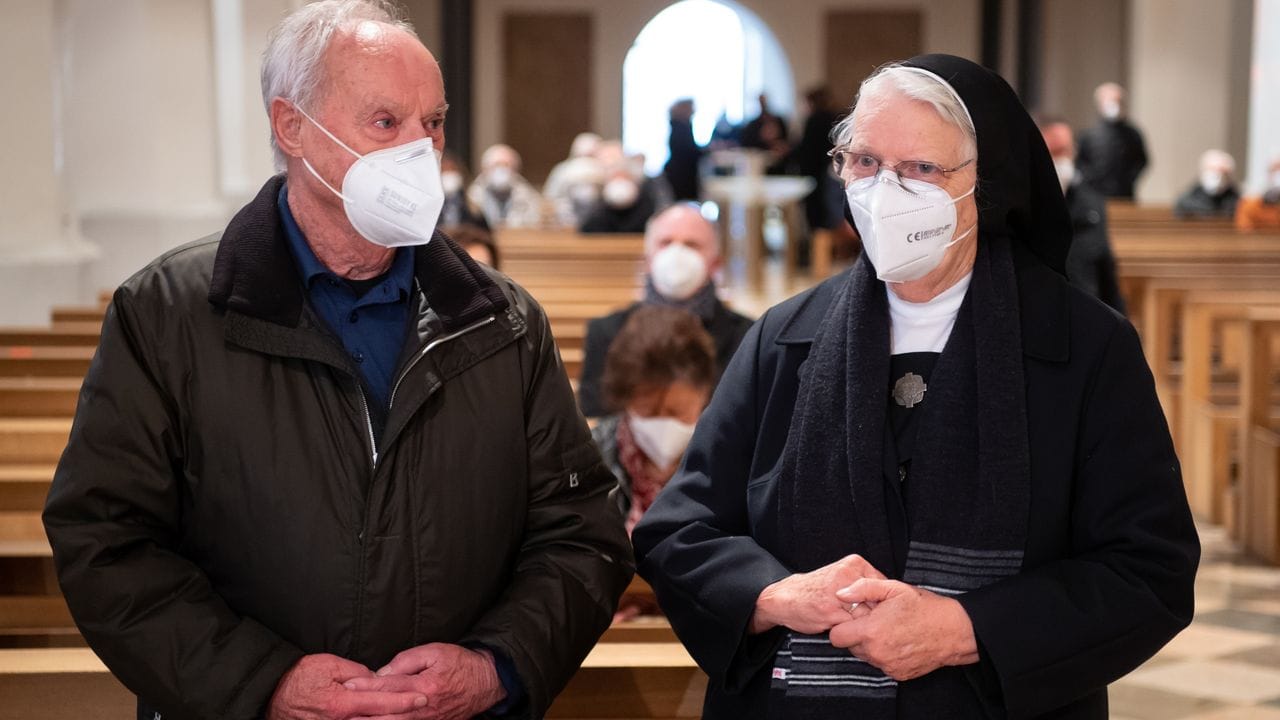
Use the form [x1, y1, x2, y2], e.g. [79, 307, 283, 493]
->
[43, 175, 634, 720]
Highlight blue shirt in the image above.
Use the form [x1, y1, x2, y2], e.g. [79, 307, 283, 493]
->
[279, 185, 414, 412]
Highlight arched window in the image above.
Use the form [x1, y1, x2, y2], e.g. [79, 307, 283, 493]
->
[622, 0, 795, 175]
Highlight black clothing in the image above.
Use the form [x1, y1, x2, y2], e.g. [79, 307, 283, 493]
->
[44, 175, 633, 720]
[1076, 119, 1149, 199]
[740, 112, 788, 151]
[579, 179, 661, 234]
[791, 108, 843, 231]
[664, 118, 704, 201]
[1064, 182, 1126, 314]
[1174, 183, 1240, 218]
[577, 297, 753, 417]
[632, 54, 1197, 719]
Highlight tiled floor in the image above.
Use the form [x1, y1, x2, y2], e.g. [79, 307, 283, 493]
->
[1110, 525, 1280, 719]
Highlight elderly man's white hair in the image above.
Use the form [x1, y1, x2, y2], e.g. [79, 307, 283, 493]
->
[832, 63, 978, 161]
[261, 0, 417, 170]
[1200, 149, 1236, 174]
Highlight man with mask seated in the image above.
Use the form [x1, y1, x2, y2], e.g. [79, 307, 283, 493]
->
[467, 143, 543, 228]
[578, 204, 753, 417]
[580, 155, 664, 234]
[1175, 149, 1240, 219]
[1237, 156, 1280, 230]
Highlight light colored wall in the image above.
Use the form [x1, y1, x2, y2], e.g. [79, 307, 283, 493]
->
[1246, 0, 1280, 193]
[1127, 0, 1253, 202]
[1039, 0, 1127, 129]
[470, 0, 980, 166]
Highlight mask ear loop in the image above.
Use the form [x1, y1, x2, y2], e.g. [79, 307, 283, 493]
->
[941, 184, 979, 249]
[294, 104, 362, 203]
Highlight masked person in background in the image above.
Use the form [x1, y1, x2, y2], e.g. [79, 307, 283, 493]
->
[1175, 149, 1240, 219]
[438, 152, 488, 229]
[1040, 120, 1125, 313]
[42, 3, 633, 718]
[580, 156, 663, 234]
[1236, 156, 1280, 231]
[591, 306, 716, 622]
[544, 132, 606, 227]
[467, 143, 543, 228]
[1076, 82, 1149, 199]
[578, 204, 753, 417]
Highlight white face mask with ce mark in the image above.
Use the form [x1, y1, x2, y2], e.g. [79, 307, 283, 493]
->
[628, 412, 697, 470]
[297, 106, 444, 248]
[845, 171, 976, 283]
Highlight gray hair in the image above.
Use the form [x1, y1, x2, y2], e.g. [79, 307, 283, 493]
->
[261, 0, 416, 170]
[832, 64, 978, 161]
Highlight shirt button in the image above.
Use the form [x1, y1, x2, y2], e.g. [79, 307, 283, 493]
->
[352, 350, 364, 363]
[349, 311, 359, 323]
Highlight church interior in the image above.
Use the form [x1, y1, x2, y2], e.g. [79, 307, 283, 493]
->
[1, 0, 1279, 717]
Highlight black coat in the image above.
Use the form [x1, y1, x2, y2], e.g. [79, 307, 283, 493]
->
[1174, 184, 1240, 219]
[1076, 119, 1149, 199]
[1064, 182, 1126, 314]
[664, 118, 704, 201]
[43, 175, 634, 720]
[576, 299, 754, 418]
[631, 250, 1199, 719]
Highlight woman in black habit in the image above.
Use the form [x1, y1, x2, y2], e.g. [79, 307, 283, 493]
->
[630, 54, 1199, 719]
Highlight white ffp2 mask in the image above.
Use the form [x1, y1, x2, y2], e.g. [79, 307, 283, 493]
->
[628, 412, 697, 470]
[845, 172, 975, 283]
[650, 244, 709, 301]
[297, 107, 444, 248]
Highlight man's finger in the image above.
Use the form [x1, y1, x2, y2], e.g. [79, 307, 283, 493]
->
[835, 577, 898, 604]
[376, 645, 440, 676]
[343, 675, 418, 693]
[332, 688, 428, 717]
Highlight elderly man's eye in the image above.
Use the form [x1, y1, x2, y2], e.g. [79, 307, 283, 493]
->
[374, 118, 395, 130]
[427, 116, 445, 132]
[853, 154, 879, 169]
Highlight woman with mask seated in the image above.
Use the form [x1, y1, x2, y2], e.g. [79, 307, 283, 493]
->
[592, 305, 716, 532]
[592, 305, 715, 621]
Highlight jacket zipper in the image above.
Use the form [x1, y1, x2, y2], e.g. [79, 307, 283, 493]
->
[385, 314, 497, 416]
[354, 315, 497, 469]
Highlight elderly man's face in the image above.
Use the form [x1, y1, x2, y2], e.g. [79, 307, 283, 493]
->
[646, 208, 720, 275]
[1041, 123, 1075, 162]
[292, 22, 446, 208]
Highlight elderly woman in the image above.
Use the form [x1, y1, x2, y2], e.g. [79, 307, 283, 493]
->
[590, 305, 717, 533]
[631, 54, 1199, 719]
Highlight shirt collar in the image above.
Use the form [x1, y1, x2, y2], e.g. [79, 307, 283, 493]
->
[278, 183, 415, 299]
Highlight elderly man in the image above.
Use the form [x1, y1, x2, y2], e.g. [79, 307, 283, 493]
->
[1076, 82, 1149, 199]
[1040, 120, 1125, 313]
[577, 204, 752, 417]
[42, 2, 632, 719]
[1175, 149, 1241, 219]
[467, 143, 544, 228]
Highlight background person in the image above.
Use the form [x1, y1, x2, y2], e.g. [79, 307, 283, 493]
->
[1076, 82, 1149, 199]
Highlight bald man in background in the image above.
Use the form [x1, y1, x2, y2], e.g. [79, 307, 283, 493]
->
[578, 205, 754, 417]
[1041, 120, 1126, 314]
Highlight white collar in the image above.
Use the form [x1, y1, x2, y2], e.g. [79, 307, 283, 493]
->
[886, 272, 972, 355]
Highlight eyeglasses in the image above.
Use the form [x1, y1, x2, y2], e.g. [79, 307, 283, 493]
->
[828, 147, 974, 185]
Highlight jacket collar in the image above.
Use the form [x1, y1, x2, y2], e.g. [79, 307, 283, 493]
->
[208, 174, 509, 332]
[775, 246, 1069, 362]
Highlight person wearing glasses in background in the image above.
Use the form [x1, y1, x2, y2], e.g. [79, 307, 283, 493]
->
[632, 55, 1199, 719]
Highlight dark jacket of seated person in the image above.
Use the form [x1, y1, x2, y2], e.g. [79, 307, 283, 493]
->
[1063, 181, 1126, 314]
[1175, 150, 1240, 218]
[578, 204, 753, 417]
[579, 176, 663, 234]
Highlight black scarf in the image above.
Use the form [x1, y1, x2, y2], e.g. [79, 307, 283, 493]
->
[768, 53, 1072, 718]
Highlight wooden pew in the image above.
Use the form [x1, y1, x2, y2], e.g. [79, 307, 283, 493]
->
[1177, 290, 1280, 522]
[1238, 305, 1280, 563]
[0, 379, 81, 417]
